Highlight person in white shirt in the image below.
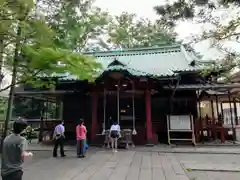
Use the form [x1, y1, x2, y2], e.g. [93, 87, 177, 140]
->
[53, 122, 66, 157]
[109, 121, 121, 152]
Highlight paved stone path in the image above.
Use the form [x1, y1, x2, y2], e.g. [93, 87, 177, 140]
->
[23, 151, 190, 180]
[20, 150, 240, 180]
[28, 143, 240, 154]
[175, 153, 240, 171]
[174, 153, 240, 180]
[186, 171, 240, 180]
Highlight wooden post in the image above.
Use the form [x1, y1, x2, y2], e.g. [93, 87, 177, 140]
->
[215, 95, 225, 143]
[197, 90, 202, 142]
[216, 95, 219, 118]
[38, 101, 44, 143]
[55, 101, 58, 119]
[59, 101, 63, 120]
[91, 91, 98, 141]
[211, 100, 217, 140]
[145, 89, 153, 146]
[220, 103, 223, 113]
[102, 89, 106, 134]
[228, 91, 235, 142]
[233, 98, 238, 125]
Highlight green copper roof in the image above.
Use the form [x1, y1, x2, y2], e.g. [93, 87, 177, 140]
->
[103, 64, 157, 78]
[89, 44, 201, 77]
[58, 44, 202, 80]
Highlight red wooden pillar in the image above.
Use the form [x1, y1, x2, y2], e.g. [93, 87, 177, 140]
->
[211, 100, 217, 140]
[145, 89, 153, 146]
[91, 91, 98, 141]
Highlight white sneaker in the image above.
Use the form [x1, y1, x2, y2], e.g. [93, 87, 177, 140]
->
[115, 150, 118, 152]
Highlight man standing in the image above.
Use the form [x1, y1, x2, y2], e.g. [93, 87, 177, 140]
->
[76, 119, 87, 158]
[1, 119, 33, 180]
[53, 121, 66, 157]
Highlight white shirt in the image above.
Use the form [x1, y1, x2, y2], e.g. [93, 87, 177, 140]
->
[110, 124, 120, 132]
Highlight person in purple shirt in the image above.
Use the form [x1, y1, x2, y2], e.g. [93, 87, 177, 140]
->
[53, 121, 66, 157]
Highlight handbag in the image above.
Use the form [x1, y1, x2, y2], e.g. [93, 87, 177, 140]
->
[85, 143, 88, 150]
[84, 142, 88, 153]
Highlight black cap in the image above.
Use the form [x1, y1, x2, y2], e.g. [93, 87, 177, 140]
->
[13, 118, 28, 134]
[79, 118, 84, 124]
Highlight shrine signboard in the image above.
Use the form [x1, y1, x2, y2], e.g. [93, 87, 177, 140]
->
[169, 115, 191, 130]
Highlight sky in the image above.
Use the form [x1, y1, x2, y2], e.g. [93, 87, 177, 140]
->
[94, 0, 240, 61]
[93, 0, 217, 59]
[94, 0, 201, 39]
[94, 0, 160, 20]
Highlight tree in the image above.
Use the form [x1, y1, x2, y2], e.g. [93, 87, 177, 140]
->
[106, 12, 177, 49]
[154, 0, 240, 80]
[39, 0, 111, 52]
[0, 0, 102, 140]
[1, 0, 102, 89]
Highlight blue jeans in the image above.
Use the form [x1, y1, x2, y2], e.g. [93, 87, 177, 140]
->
[77, 139, 85, 156]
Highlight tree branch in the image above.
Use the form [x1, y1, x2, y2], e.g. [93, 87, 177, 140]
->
[0, 61, 53, 93]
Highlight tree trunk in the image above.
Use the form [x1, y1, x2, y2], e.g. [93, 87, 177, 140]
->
[1, 24, 21, 146]
[0, 38, 4, 83]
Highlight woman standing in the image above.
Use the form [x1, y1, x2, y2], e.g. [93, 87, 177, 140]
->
[76, 119, 87, 158]
[109, 121, 121, 152]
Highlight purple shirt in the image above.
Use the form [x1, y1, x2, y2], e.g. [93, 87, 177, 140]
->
[54, 124, 65, 135]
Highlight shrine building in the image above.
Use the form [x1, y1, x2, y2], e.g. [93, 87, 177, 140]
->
[15, 44, 240, 146]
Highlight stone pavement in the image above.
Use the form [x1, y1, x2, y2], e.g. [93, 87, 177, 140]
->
[174, 153, 240, 180]
[183, 163, 240, 172]
[20, 150, 240, 180]
[175, 153, 240, 171]
[28, 143, 240, 154]
[137, 145, 240, 154]
[23, 151, 190, 180]
[186, 171, 240, 180]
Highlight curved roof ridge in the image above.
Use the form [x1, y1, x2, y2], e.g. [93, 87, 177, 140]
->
[180, 45, 196, 63]
[84, 44, 182, 57]
[102, 64, 172, 78]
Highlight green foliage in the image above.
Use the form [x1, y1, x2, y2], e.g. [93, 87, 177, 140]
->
[45, 0, 111, 52]
[107, 12, 176, 49]
[12, 97, 60, 120]
[21, 125, 37, 140]
[155, 0, 240, 26]
[0, 0, 103, 91]
[0, 0, 178, 90]
[18, 46, 101, 85]
[154, 0, 240, 80]
[154, 0, 240, 45]
[13, 97, 42, 118]
[0, 97, 7, 120]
